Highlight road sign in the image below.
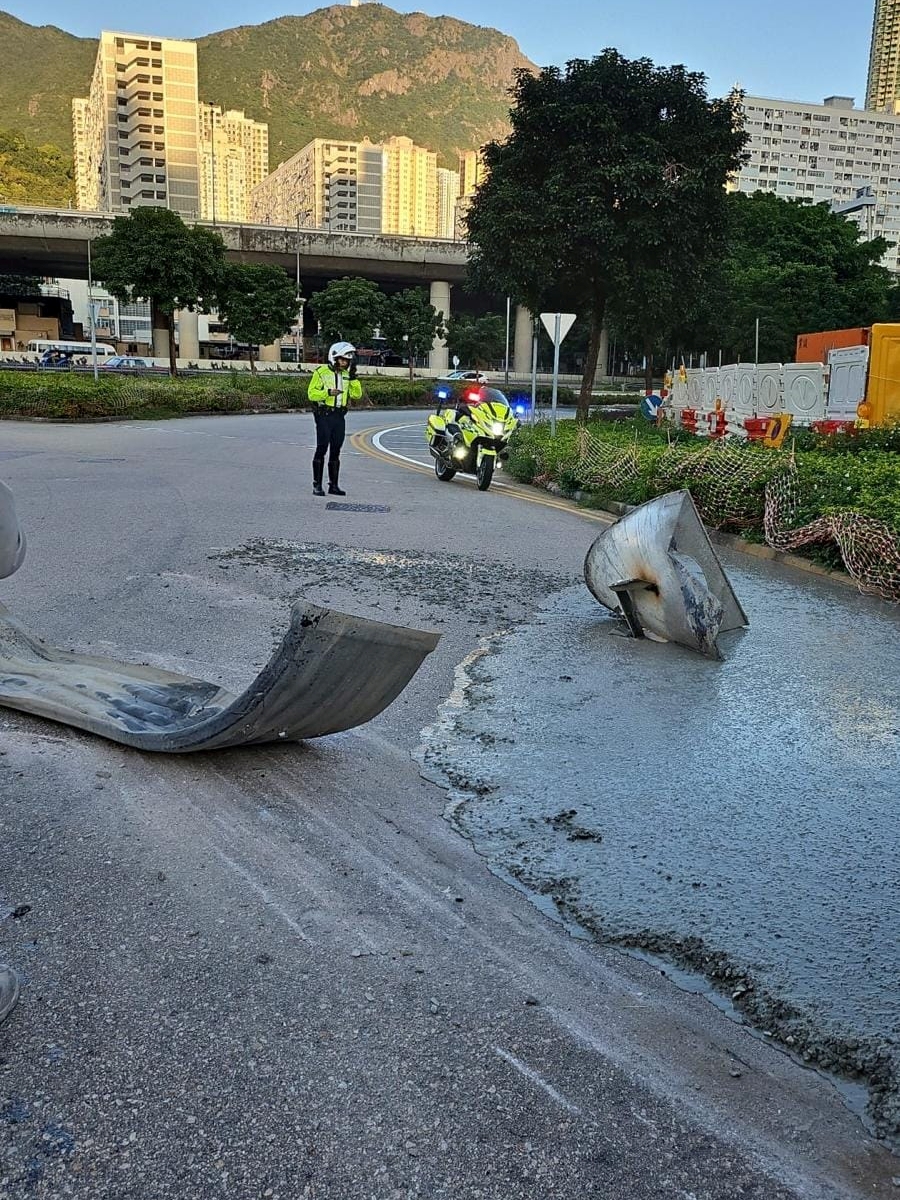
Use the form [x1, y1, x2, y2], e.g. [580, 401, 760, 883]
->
[539, 313, 577, 436]
[540, 312, 576, 343]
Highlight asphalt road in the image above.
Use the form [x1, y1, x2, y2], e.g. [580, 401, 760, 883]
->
[0, 410, 897, 1199]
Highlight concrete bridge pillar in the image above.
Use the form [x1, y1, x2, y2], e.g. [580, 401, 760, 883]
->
[151, 311, 169, 359]
[513, 306, 533, 376]
[176, 309, 200, 360]
[259, 341, 281, 363]
[429, 280, 450, 373]
[596, 324, 610, 382]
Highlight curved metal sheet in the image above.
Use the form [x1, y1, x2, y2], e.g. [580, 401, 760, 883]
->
[0, 601, 439, 752]
[584, 491, 748, 659]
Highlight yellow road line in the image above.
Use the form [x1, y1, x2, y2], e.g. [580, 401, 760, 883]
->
[351, 425, 614, 526]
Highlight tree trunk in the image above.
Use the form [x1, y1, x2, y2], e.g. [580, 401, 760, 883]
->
[408, 352, 415, 382]
[578, 295, 606, 422]
[167, 311, 177, 378]
[643, 337, 654, 394]
[249, 347, 257, 375]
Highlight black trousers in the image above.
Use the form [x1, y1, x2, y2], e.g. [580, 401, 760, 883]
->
[312, 407, 347, 482]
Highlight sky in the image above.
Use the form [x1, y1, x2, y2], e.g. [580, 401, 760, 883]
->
[3, 0, 874, 107]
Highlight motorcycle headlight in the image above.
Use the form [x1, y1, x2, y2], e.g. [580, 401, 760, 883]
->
[453, 445, 468, 459]
[491, 421, 505, 436]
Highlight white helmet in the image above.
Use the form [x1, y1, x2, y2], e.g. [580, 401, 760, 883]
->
[328, 341, 356, 365]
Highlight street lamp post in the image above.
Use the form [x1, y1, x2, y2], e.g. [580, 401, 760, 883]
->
[87, 238, 99, 381]
[295, 212, 303, 368]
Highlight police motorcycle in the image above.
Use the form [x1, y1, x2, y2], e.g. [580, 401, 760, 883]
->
[425, 385, 519, 492]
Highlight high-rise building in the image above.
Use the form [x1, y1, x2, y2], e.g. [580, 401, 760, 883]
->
[72, 31, 201, 217]
[458, 150, 486, 197]
[198, 104, 269, 223]
[436, 168, 460, 239]
[455, 149, 486, 239]
[867, 0, 900, 112]
[731, 94, 900, 271]
[381, 136, 437, 237]
[248, 138, 383, 232]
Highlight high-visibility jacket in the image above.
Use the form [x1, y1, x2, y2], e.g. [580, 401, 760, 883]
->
[307, 364, 363, 409]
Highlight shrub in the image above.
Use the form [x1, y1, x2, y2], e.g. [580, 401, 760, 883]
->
[506, 418, 900, 538]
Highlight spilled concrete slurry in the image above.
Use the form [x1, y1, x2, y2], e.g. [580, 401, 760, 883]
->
[418, 569, 900, 1144]
[211, 539, 571, 631]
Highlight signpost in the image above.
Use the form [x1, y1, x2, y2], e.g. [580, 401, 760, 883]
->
[540, 312, 576, 436]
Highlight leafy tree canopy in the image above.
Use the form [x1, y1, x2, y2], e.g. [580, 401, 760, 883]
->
[446, 313, 505, 368]
[713, 192, 897, 363]
[92, 208, 225, 374]
[92, 207, 224, 315]
[467, 50, 747, 415]
[215, 263, 299, 373]
[380, 288, 445, 378]
[308, 277, 386, 348]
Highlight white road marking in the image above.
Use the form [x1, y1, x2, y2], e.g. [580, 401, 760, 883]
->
[493, 1047, 582, 1115]
[372, 425, 511, 488]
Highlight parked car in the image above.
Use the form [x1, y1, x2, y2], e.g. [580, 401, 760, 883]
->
[101, 356, 151, 370]
[437, 369, 491, 383]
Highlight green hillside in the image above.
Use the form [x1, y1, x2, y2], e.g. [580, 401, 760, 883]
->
[197, 4, 531, 168]
[0, 13, 96, 149]
[0, 128, 74, 206]
[0, 4, 531, 205]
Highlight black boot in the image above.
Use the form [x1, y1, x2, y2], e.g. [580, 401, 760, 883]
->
[327, 461, 346, 496]
[313, 463, 325, 497]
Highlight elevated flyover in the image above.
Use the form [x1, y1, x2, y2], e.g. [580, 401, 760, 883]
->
[0, 208, 469, 287]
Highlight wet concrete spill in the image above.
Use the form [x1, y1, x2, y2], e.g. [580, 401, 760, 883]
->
[212, 540, 569, 627]
[418, 570, 900, 1145]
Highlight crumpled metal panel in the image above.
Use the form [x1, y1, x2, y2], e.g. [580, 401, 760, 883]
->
[584, 490, 748, 659]
[0, 601, 439, 752]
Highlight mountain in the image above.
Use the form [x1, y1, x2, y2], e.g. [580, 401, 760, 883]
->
[0, 128, 74, 205]
[0, 13, 96, 150]
[0, 5, 532, 187]
[198, 5, 531, 167]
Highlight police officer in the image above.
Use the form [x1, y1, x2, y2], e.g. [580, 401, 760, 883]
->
[307, 341, 363, 496]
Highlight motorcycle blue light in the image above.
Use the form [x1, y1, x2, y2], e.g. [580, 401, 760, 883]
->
[514, 404, 526, 415]
[437, 388, 449, 399]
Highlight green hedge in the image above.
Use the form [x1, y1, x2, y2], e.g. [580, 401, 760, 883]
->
[506, 419, 900, 537]
[0, 370, 446, 419]
[0, 371, 586, 420]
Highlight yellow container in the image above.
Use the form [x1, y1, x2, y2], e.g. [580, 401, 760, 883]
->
[863, 324, 900, 426]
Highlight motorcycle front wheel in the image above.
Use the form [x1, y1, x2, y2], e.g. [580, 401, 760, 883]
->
[435, 457, 456, 482]
[476, 455, 494, 491]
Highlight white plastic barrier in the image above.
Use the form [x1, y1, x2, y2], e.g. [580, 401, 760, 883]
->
[756, 364, 784, 415]
[827, 346, 868, 420]
[734, 365, 757, 417]
[783, 362, 827, 423]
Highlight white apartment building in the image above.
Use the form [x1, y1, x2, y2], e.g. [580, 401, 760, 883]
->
[733, 94, 900, 271]
[198, 104, 269, 223]
[436, 168, 460, 239]
[248, 138, 383, 232]
[381, 136, 437, 237]
[72, 31, 201, 218]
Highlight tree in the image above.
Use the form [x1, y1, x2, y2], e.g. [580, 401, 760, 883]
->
[446, 313, 505, 368]
[308, 277, 386, 350]
[215, 264, 298, 374]
[91, 207, 224, 375]
[711, 192, 897, 363]
[380, 288, 445, 379]
[467, 52, 747, 418]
